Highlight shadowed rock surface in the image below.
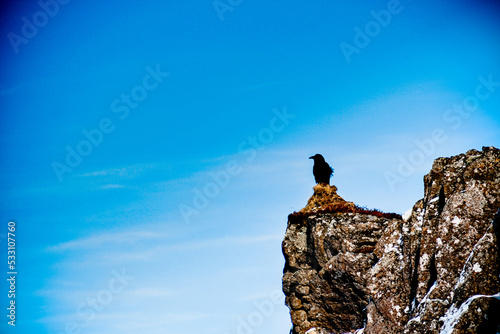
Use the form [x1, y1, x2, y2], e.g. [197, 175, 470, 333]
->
[282, 146, 500, 334]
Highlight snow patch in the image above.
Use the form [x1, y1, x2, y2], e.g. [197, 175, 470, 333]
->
[429, 196, 439, 203]
[455, 254, 472, 290]
[415, 208, 425, 231]
[384, 235, 402, 255]
[454, 223, 495, 291]
[384, 243, 398, 254]
[440, 294, 500, 334]
[452, 216, 461, 226]
[402, 209, 412, 221]
[439, 300, 471, 334]
[407, 315, 421, 325]
[418, 281, 437, 307]
[420, 253, 430, 266]
[402, 224, 410, 234]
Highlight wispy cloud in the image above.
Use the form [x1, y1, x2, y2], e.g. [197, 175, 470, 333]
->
[98, 184, 128, 190]
[79, 164, 154, 179]
[47, 228, 282, 270]
[96, 233, 283, 263]
[125, 287, 174, 298]
[46, 230, 169, 253]
[167, 234, 282, 252]
[89, 311, 215, 334]
[92, 311, 212, 324]
[38, 311, 212, 333]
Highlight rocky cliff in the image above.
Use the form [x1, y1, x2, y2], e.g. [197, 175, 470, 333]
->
[282, 146, 500, 334]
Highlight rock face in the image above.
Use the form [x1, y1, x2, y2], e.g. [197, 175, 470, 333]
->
[282, 146, 500, 334]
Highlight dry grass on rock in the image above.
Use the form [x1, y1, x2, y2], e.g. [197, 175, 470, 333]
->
[291, 184, 401, 220]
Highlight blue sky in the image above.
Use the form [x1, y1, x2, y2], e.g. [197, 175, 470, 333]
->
[1, 0, 499, 333]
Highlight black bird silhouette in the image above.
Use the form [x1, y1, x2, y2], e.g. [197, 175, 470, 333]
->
[309, 154, 334, 185]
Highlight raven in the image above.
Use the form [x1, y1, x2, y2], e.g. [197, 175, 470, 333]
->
[309, 154, 334, 185]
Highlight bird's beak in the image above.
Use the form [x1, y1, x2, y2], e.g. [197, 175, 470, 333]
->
[309, 156, 314, 159]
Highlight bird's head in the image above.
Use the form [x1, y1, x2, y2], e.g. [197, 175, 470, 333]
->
[309, 154, 325, 162]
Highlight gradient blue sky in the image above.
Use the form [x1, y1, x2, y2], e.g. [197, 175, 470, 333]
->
[1, 0, 500, 333]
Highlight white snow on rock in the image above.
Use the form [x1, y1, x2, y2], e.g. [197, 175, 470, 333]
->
[429, 196, 439, 203]
[407, 315, 421, 325]
[402, 208, 412, 221]
[439, 294, 500, 334]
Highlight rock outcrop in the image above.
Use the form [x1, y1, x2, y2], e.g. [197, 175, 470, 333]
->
[282, 146, 500, 334]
